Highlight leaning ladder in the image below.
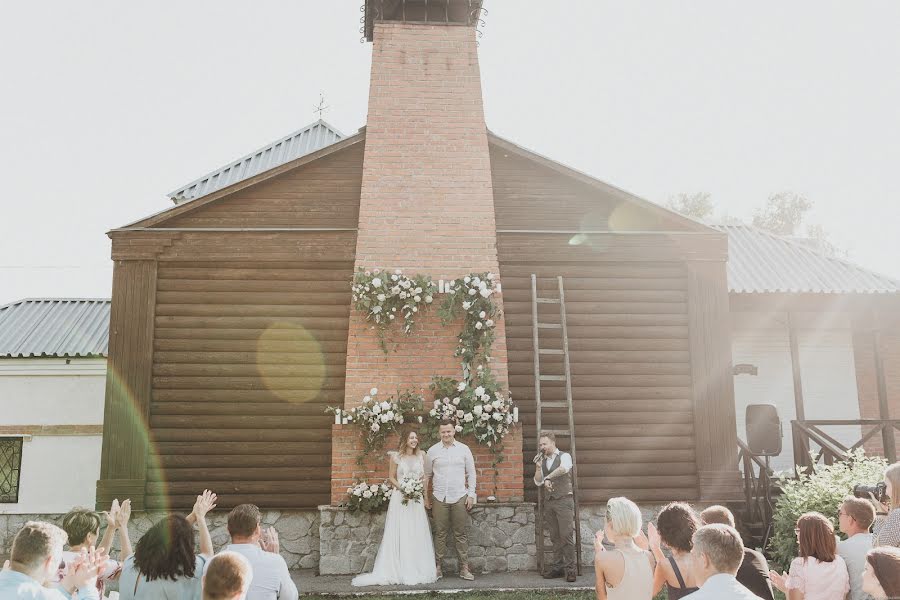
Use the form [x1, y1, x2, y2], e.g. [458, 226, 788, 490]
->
[531, 274, 583, 575]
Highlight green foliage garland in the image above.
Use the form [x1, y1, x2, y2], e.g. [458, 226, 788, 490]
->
[438, 272, 501, 368]
[351, 268, 436, 352]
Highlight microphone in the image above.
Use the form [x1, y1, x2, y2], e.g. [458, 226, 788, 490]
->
[533, 452, 544, 465]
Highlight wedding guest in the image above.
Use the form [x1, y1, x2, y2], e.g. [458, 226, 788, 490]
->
[221, 504, 298, 600]
[769, 512, 849, 600]
[57, 500, 133, 596]
[119, 489, 217, 600]
[594, 497, 655, 600]
[700, 504, 775, 600]
[533, 431, 577, 582]
[424, 419, 477, 581]
[871, 462, 900, 548]
[862, 547, 900, 599]
[203, 552, 253, 600]
[647, 502, 699, 598]
[0, 520, 106, 599]
[836, 497, 876, 600]
[683, 524, 760, 599]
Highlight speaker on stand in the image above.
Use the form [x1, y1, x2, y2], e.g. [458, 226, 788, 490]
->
[745, 403, 782, 548]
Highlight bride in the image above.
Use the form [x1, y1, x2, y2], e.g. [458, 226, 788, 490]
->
[352, 429, 438, 586]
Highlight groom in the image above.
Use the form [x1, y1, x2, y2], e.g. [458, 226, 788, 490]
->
[424, 419, 477, 581]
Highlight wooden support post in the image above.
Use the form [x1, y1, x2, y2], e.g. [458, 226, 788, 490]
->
[872, 313, 897, 462]
[96, 259, 158, 510]
[787, 313, 808, 471]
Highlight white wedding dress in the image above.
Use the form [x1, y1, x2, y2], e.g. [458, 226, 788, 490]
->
[351, 451, 438, 586]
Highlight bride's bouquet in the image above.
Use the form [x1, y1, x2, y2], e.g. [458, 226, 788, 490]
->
[398, 476, 424, 505]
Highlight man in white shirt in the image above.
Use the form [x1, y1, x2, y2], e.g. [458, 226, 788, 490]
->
[424, 419, 477, 581]
[684, 524, 761, 599]
[533, 431, 577, 582]
[837, 496, 876, 600]
[220, 505, 298, 600]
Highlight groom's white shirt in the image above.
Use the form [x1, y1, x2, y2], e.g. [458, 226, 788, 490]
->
[425, 440, 476, 502]
[683, 573, 760, 599]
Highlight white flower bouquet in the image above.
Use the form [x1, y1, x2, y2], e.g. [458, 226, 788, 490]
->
[351, 267, 436, 350]
[426, 366, 515, 447]
[438, 272, 501, 365]
[398, 476, 425, 505]
[327, 388, 423, 462]
[347, 480, 392, 513]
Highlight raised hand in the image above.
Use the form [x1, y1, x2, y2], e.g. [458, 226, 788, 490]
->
[192, 489, 218, 520]
[62, 546, 109, 592]
[647, 521, 662, 551]
[594, 530, 607, 556]
[768, 570, 788, 593]
[260, 527, 280, 554]
[104, 499, 120, 530]
[116, 499, 132, 528]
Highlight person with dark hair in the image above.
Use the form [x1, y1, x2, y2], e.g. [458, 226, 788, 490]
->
[119, 489, 217, 600]
[862, 547, 900, 599]
[647, 502, 700, 598]
[533, 431, 577, 582]
[0, 520, 107, 599]
[837, 497, 876, 600]
[769, 512, 849, 600]
[699, 504, 775, 600]
[222, 504, 298, 599]
[424, 418, 476, 581]
[57, 499, 133, 596]
[203, 552, 252, 600]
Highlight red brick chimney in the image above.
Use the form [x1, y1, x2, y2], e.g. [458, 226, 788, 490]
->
[331, 0, 523, 503]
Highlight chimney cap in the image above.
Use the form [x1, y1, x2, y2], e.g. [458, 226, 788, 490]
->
[362, 0, 484, 42]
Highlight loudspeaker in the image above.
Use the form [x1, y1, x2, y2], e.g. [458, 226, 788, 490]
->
[746, 404, 782, 456]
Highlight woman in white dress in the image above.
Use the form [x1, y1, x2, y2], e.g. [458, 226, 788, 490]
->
[352, 430, 438, 586]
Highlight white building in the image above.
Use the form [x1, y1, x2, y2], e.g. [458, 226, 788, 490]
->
[0, 299, 109, 513]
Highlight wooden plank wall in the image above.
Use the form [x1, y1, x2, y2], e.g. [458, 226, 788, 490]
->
[501, 262, 698, 503]
[147, 256, 353, 509]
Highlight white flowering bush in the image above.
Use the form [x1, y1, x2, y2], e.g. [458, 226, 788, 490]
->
[425, 367, 515, 448]
[438, 272, 500, 366]
[327, 388, 423, 462]
[398, 476, 425, 505]
[351, 268, 436, 351]
[346, 480, 392, 513]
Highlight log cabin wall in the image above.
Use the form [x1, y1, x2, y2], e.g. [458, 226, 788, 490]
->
[97, 142, 363, 510]
[491, 142, 741, 502]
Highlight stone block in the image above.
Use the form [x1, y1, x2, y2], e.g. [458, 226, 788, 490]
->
[511, 524, 535, 545]
[485, 556, 508, 573]
[277, 513, 313, 540]
[497, 507, 515, 519]
[319, 556, 350, 575]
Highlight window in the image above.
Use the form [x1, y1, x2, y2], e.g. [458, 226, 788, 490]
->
[0, 437, 23, 503]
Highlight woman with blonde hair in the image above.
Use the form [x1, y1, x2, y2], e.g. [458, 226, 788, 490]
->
[352, 429, 437, 586]
[871, 461, 900, 547]
[769, 512, 849, 600]
[594, 497, 655, 600]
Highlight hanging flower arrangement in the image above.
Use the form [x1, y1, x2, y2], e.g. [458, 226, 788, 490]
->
[351, 268, 436, 351]
[346, 480, 392, 513]
[438, 272, 501, 367]
[424, 367, 515, 448]
[327, 388, 423, 462]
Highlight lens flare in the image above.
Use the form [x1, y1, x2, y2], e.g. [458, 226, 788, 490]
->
[256, 321, 326, 403]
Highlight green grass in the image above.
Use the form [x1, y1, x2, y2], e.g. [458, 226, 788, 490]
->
[303, 591, 783, 600]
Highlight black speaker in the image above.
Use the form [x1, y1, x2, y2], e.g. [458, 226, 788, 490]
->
[746, 404, 782, 456]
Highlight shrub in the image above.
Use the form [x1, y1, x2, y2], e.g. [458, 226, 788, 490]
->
[769, 449, 887, 570]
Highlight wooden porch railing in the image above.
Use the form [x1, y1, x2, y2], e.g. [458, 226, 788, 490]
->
[736, 438, 777, 548]
[792, 419, 900, 473]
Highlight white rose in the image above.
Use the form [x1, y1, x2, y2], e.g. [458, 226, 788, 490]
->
[370, 484, 378, 493]
[363, 490, 373, 498]
[473, 405, 483, 416]
[493, 412, 503, 421]
[392, 286, 400, 294]
[415, 287, 422, 294]
[372, 278, 382, 288]
[486, 319, 494, 327]
[457, 382, 466, 392]
[469, 289, 477, 296]
[506, 415, 513, 424]
[412, 306, 418, 312]
[430, 409, 437, 417]
[475, 322, 483, 330]
[399, 292, 407, 299]
[402, 280, 411, 289]
[464, 276, 471, 283]
[391, 274, 399, 281]
[484, 403, 493, 412]
[487, 272, 494, 280]
[481, 412, 490, 421]
[362, 395, 371, 403]
[385, 411, 394, 420]
[462, 301, 471, 310]
[455, 425, 463, 432]
[478, 280, 487, 290]
[443, 397, 451, 404]
[464, 413, 474, 422]
[474, 386, 485, 397]
[371, 423, 380, 432]
[388, 314, 395, 320]
[414, 295, 421, 302]
[417, 416, 423, 423]
[373, 268, 381, 274]
[377, 293, 386, 301]
[370, 387, 378, 396]
[479, 311, 486, 318]
[372, 306, 382, 314]
[492, 400, 502, 409]
[452, 397, 460, 406]
[395, 269, 402, 275]
[480, 288, 491, 298]
[372, 403, 381, 414]
[381, 401, 391, 411]
[473, 276, 481, 284]
[481, 394, 490, 402]
[456, 410, 464, 418]
[425, 295, 433, 303]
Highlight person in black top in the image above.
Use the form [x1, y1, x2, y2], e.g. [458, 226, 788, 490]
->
[700, 505, 775, 600]
[647, 502, 700, 599]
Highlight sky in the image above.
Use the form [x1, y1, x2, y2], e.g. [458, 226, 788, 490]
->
[2, 1, 899, 305]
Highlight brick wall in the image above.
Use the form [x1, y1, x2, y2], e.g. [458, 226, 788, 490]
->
[852, 326, 900, 457]
[331, 21, 522, 504]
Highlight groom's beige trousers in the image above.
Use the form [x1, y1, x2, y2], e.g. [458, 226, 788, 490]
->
[432, 496, 469, 566]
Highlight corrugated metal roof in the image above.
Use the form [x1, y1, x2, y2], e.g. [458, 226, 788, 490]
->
[167, 120, 344, 204]
[0, 299, 111, 358]
[719, 224, 900, 294]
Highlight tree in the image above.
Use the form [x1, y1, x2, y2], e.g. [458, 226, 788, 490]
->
[751, 191, 812, 236]
[666, 192, 714, 220]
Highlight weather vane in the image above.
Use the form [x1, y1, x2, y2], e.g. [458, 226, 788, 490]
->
[314, 93, 329, 119]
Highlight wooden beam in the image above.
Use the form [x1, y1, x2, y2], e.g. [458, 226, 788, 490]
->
[686, 261, 742, 501]
[873, 312, 898, 462]
[787, 312, 807, 469]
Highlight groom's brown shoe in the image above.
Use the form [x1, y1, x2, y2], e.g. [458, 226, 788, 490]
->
[459, 566, 475, 581]
[435, 565, 442, 580]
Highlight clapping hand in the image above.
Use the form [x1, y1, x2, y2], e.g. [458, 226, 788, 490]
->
[768, 569, 788, 593]
[647, 521, 662, 551]
[103, 499, 120, 531]
[868, 492, 890, 514]
[61, 546, 109, 593]
[191, 489, 218, 521]
[116, 498, 132, 528]
[260, 527, 280, 554]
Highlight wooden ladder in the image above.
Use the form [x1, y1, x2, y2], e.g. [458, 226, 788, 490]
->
[531, 274, 582, 575]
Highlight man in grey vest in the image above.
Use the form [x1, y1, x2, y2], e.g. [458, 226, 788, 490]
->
[533, 431, 576, 582]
